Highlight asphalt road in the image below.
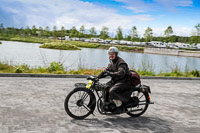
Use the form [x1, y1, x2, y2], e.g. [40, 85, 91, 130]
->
[0, 77, 200, 133]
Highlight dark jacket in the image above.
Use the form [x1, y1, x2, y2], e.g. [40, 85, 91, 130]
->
[98, 56, 131, 84]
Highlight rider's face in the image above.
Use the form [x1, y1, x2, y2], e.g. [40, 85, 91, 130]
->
[109, 52, 116, 60]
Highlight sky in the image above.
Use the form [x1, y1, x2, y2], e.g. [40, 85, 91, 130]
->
[0, 0, 200, 37]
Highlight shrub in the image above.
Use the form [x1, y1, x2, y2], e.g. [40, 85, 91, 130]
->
[191, 70, 200, 77]
[14, 67, 23, 73]
[47, 62, 64, 72]
[0, 63, 12, 70]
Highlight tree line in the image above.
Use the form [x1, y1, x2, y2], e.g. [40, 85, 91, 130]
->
[0, 23, 200, 44]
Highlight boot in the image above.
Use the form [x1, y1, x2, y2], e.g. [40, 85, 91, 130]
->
[111, 105, 125, 114]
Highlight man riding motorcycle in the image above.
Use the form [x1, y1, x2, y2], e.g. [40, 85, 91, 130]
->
[97, 47, 133, 114]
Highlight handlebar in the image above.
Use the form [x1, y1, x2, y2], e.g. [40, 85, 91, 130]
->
[86, 76, 99, 82]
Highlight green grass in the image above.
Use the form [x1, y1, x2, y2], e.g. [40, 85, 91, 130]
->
[10, 36, 51, 43]
[0, 35, 51, 44]
[116, 45, 144, 51]
[39, 41, 81, 50]
[68, 41, 100, 48]
[0, 41, 2, 44]
[0, 61, 199, 77]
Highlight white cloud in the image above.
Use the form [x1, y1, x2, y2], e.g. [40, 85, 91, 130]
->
[173, 27, 192, 36]
[155, 0, 193, 7]
[0, 0, 194, 36]
[115, 0, 154, 13]
[114, 0, 193, 12]
[154, 0, 193, 12]
[1, 0, 153, 32]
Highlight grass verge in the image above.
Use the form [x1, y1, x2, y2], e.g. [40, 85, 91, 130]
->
[0, 61, 199, 77]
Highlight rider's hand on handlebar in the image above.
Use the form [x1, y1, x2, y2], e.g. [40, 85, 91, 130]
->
[104, 70, 113, 76]
[95, 77, 99, 81]
[106, 71, 113, 76]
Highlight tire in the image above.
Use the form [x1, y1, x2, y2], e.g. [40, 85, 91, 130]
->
[126, 92, 149, 117]
[64, 87, 96, 119]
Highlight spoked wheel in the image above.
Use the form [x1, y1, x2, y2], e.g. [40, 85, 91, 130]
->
[126, 91, 149, 117]
[64, 87, 96, 119]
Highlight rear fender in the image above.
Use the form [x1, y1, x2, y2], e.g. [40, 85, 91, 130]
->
[139, 84, 151, 94]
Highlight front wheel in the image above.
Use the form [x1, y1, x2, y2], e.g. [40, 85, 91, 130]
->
[64, 87, 96, 119]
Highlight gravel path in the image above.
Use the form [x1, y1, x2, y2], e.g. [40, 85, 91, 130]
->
[0, 77, 200, 133]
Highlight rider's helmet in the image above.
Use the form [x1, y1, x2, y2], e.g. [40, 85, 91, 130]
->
[108, 47, 119, 55]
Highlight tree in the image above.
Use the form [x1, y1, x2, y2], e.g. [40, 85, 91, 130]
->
[169, 35, 177, 42]
[60, 26, 66, 37]
[79, 25, 85, 38]
[0, 23, 4, 33]
[100, 26, 109, 39]
[130, 26, 138, 41]
[125, 35, 132, 41]
[79, 25, 85, 33]
[89, 27, 97, 36]
[25, 26, 31, 36]
[37, 27, 44, 37]
[164, 26, 173, 37]
[115, 26, 123, 40]
[53, 26, 57, 37]
[144, 27, 153, 42]
[44, 26, 50, 37]
[194, 23, 200, 36]
[31, 25, 37, 36]
[19, 27, 25, 35]
[70, 26, 79, 37]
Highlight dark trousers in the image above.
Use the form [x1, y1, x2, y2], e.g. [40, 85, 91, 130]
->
[104, 80, 133, 103]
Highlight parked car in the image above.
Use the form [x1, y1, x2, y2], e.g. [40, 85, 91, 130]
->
[167, 42, 175, 48]
[84, 39, 91, 42]
[140, 42, 147, 46]
[104, 40, 112, 44]
[98, 39, 105, 43]
[119, 40, 127, 45]
[75, 38, 80, 41]
[126, 41, 133, 45]
[80, 38, 86, 41]
[48, 37, 54, 39]
[175, 42, 190, 49]
[110, 40, 120, 44]
[90, 38, 100, 43]
[150, 41, 166, 48]
[71, 38, 76, 41]
[132, 42, 142, 45]
[197, 44, 200, 49]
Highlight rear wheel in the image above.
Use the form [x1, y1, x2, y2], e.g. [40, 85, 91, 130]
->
[126, 91, 149, 117]
[64, 87, 96, 119]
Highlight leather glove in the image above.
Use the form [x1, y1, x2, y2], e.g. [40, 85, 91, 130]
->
[105, 71, 113, 76]
[95, 77, 99, 81]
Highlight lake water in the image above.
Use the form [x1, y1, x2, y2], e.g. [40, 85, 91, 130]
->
[0, 41, 200, 73]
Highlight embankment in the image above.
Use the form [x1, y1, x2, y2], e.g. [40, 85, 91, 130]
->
[144, 48, 200, 58]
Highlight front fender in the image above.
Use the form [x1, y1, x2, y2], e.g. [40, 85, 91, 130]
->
[74, 83, 87, 88]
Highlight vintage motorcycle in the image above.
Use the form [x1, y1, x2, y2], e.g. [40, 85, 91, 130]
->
[64, 75, 153, 119]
